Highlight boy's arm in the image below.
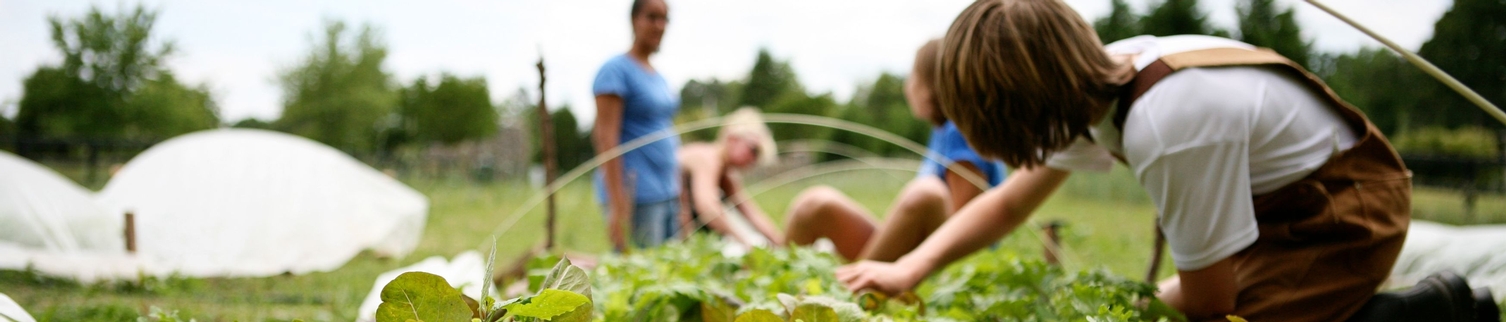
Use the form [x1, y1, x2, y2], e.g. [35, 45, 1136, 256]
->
[1158, 257, 1238, 320]
[837, 166, 1070, 294]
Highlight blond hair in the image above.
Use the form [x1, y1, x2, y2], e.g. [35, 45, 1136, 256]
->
[935, 0, 1121, 168]
[718, 107, 778, 166]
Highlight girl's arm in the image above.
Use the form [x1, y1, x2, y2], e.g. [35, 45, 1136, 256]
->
[943, 161, 986, 213]
[722, 171, 784, 246]
[685, 159, 752, 246]
[837, 166, 1070, 294]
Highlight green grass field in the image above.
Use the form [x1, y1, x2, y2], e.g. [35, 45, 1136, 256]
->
[3, 165, 1503, 321]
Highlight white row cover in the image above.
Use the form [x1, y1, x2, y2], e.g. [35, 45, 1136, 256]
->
[1391, 220, 1506, 300]
[0, 151, 128, 281]
[0, 292, 35, 322]
[0, 129, 428, 280]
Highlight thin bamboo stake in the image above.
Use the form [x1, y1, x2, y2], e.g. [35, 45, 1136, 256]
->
[536, 57, 559, 251]
[483, 115, 989, 247]
[1304, 0, 1506, 126]
[479, 114, 1077, 269]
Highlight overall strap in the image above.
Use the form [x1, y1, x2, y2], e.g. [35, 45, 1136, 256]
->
[1112, 47, 1359, 131]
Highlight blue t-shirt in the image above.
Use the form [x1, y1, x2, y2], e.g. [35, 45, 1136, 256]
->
[918, 121, 1007, 187]
[592, 54, 681, 203]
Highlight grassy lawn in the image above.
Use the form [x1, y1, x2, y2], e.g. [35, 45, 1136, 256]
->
[2, 165, 1501, 321]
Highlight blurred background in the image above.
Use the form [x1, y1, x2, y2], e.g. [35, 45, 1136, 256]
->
[0, 0, 1503, 320]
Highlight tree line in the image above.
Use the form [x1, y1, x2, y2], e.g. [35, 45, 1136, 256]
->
[5, 0, 1504, 172]
[7, 5, 503, 163]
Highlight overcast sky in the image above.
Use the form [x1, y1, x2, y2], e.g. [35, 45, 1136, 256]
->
[0, 0, 1453, 126]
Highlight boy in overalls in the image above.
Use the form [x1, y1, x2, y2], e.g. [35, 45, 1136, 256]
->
[834, 0, 1497, 320]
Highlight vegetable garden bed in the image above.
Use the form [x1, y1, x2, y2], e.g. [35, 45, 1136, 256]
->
[376, 236, 1182, 322]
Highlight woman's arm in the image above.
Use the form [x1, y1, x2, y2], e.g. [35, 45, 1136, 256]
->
[593, 94, 632, 253]
[943, 161, 986, 213]
[722, 171, 785, 246]
[836, 166, 1070, 294]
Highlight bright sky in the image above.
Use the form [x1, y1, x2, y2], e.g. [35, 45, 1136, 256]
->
[0, 0, 1452, 126]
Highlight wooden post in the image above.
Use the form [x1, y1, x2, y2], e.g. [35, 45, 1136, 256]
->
[1498, 130, 1506, 192]
[124, 212, 137, 254]
[1465, 160, 1478, 223]
[1042, 220, 1064, 266]
[537, 57, 559, 251]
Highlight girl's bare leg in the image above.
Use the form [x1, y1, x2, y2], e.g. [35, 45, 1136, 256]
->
[784, 185, 878, 261]
[858, 177, 952, 262]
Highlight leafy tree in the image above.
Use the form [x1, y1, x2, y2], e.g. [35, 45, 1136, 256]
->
[679, 79, 742, 116]
[678, 79, 744, 142]
[0, 115, 12, 137]
[16, 67, 113, 137]
[827, 73, 930, 159]
[551, 107, 594, 172]
[1416, 0, 1506, 129]
[737, 49, 802, 109]
[764, 92, 838, 142]
[1237, 0, 1312, 68]
[1316, 49, 1422, 134]
[1139, 0, 1228, 37]
[232, 118, 275, 130]
[1094, 0, 1143, 43]
[276, 21, 397, 153]
[400, 74, 498, 145]
[16, 4, 217, 139]
[528, 106, 594, 172]
[126, 72, 219, 136]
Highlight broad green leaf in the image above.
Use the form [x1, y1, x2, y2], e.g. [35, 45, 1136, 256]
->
[789, 304, 840, 322]
[700, 295, 738, 322]
[536, 257, 570, 294]
[733, 309, 783, 322]
[539, 258, 591, 298]
[376, 272, 474, 322]
[504, 289, 591, 322]
[1144, 298, 1188, 322]
[777, 294, 864, 322]
[1226, 316, 1248, 322]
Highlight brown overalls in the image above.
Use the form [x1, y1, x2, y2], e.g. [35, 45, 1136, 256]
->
[1116, 47, 1412, 322]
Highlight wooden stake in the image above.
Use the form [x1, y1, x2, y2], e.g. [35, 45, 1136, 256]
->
[1304, 0, 1506, 126]
[124, 212, 137, 254]
[1145, 225, 1165, 283]
[1042, 220, 1064, 266]
[537, 57, 559, 251]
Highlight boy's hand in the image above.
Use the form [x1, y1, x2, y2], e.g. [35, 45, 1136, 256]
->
[836, 260, 926, 295]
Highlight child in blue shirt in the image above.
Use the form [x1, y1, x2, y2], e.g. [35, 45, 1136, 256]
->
[783, 39, 1006, 262]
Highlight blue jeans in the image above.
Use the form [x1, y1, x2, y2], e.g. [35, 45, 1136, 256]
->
[609, 199, 680, 250]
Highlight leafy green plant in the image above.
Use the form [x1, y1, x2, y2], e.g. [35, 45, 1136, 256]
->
[585, 235, 1177, 321]
[378, 234, 1179, 321]
[374, 256, 595, 322]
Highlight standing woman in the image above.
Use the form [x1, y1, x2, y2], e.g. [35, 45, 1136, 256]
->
[593, 0, 678, 252]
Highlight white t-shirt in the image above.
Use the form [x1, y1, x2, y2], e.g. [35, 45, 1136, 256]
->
[1045, 35, 1359, 270]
